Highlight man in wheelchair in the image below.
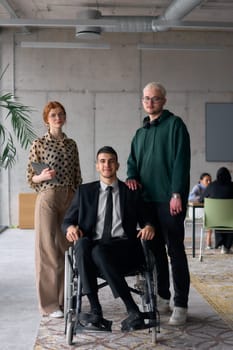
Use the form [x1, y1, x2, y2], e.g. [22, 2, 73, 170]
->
[62, 146, 155, 332]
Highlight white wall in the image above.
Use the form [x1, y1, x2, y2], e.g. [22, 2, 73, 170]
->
[1, 29, 233, 226]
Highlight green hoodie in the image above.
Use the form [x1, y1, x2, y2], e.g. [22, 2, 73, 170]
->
[127, 109, 190, 203]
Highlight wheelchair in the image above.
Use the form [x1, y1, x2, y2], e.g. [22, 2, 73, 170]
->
[64, 239, 160, 346]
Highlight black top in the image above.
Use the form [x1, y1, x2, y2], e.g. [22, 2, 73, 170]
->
[200, 167, 233, 202]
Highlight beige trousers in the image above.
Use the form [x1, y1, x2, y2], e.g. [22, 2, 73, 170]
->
[34, 186, 74, 315]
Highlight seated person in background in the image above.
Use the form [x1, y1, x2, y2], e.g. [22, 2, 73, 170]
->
[188, 173, 212, 202]
[189, 173, 212, 249]
[62, 146, 155, 331]
[200, 167, 233, 254]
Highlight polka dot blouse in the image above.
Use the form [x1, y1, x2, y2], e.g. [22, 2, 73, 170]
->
[27, 131, 82, 192]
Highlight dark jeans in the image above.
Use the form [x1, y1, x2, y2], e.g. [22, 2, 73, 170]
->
[148, 202, 190, 308]
[74, 237, 145, 299]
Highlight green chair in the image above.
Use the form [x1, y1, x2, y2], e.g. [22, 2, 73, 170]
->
[199, 198, 233, 261]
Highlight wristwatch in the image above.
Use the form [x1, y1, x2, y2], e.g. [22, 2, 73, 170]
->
[172, 193, 181, 199]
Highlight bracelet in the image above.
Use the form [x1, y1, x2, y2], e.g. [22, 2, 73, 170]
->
[172, 193, 181, 199]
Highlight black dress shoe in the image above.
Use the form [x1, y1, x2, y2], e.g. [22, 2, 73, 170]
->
[121, 311, 145, 332]
[91, 308, 103, 318]
[78, 312, 112, 332]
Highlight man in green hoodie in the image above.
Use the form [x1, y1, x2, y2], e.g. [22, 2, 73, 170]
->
[126, 82, 190, 326]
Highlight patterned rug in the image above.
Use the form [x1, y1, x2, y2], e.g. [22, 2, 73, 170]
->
[33, 230, 233, 350]
[34, 312, 233, 350]
[34, 250, 233, 349]
[34, 280, 167, 350]
[189, 251, 233, 330]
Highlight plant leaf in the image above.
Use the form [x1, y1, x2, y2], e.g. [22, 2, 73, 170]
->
[0, 93, 37, 168]
[0, 134, 17, 169]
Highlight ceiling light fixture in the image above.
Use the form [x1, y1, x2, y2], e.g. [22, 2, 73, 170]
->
[75, 9, 102, 40]
[75, 27, 101, 40]
[137, 44, 225, 51]
[20, 41, 110, 49]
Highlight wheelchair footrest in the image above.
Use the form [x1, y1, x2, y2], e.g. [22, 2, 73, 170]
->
[76, 312, 112, 332]
[142, 311, 160, 329]
[121, 319, 158, 332]
[121, 310, 159, 332]
[142, 311, 158, 321]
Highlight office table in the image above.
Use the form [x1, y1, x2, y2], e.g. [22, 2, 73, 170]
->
[187, 202, 204, 258]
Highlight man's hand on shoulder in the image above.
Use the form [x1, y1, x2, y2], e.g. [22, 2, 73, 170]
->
[125, 179, 142, 190]
[66, 225, 83, 242]
[137, 225, 155, 240]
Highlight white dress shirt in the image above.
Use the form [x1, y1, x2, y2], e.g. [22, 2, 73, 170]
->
[94, 180, 126, 240]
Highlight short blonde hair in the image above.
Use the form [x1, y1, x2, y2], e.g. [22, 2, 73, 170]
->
[143, 82, 166, 97]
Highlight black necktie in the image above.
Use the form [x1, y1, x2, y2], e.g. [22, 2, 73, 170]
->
[102, 186, 113, 242]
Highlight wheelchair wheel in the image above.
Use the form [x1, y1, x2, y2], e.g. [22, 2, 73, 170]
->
[66, 320, 74, 345]
[141, 263, 159, 344]
[64, 248, 74, 318]
[149, 264, 158, 344]
[150, 264, 158, 308]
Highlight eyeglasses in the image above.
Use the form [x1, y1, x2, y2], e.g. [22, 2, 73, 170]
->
[48, 112, 65, 119]
[142, 96, 164, 104]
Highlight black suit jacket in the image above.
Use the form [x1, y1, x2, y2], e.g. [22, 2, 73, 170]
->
[62, 179, 152, 240]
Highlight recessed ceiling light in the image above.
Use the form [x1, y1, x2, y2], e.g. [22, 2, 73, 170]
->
[75, 26, 101, 40]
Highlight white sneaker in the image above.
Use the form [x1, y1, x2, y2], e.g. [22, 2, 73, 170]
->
[168, 307, 187, 326]
[221, 246, 233, 254]
[157, 296, 170, 314]
[49, 310, 64, 318]
[221, 246, 227, 254]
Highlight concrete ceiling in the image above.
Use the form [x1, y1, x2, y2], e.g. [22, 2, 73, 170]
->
[0, 0, 233, 33]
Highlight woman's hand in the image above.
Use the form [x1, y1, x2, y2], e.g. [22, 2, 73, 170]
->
[40, 167, 56, 182]
[32, 167, 56, 183]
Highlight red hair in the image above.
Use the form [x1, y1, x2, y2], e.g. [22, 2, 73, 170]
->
[43, 101, 66, 124]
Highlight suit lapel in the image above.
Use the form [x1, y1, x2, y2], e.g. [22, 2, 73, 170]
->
[92, 182, 100, 219]
[118, 180, 126, 221]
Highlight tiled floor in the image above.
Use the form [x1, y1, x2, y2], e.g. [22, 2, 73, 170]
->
[0, 228, 41, 350]
[1, 227, 233, 350]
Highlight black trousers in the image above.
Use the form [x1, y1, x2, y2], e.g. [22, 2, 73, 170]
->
[215, 230, 233, 249]
[148, 202, 190, 308]
[74, 236, 145, 299]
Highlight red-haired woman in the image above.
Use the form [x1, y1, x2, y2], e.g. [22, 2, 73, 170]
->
[27, 101, 82, 318]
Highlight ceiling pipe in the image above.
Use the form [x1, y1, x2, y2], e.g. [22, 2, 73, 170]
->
[74, 0, 205, 35]
[0, 0, 18, 18]
[0, 0, 29, 33]
[76, 10, 153, 34]
[152, 0, 204, 32]
[1, 18, 232, 31]
[1, 0, 228, 34]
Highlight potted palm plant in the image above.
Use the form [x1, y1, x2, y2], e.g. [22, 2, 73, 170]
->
[0, 69, 37, 233]
[0, 92, 37, 169]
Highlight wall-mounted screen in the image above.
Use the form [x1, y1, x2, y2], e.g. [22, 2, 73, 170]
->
[206, 103, 233, 161]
